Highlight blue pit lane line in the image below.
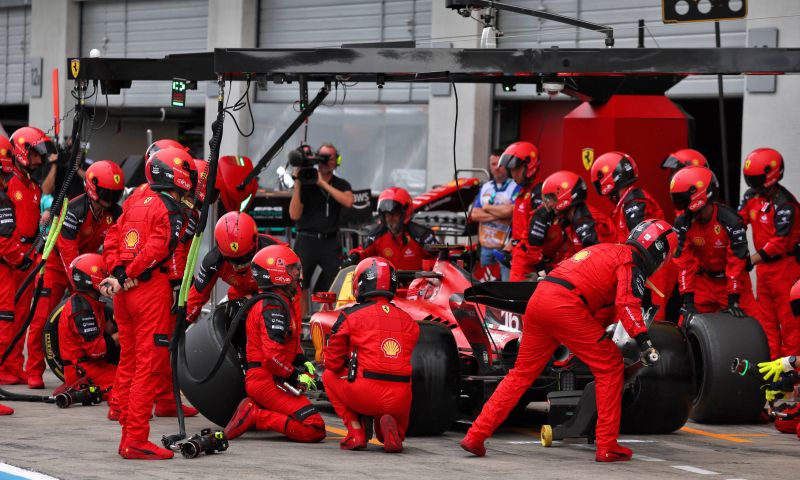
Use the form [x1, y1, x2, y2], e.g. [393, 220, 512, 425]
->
[0, 463, 59, 480]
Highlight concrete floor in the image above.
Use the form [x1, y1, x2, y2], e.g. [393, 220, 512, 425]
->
[1, 373, 799, 480]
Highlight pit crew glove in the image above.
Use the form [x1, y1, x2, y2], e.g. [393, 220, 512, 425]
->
[15, 256, 32, 272]
[170, 279, 182, 314]
[303, 361, 316, 376]
[722, 294, 746, 318]
[764, 388, 790, 403]
[758, 356, 797, 383]
[342, 252, 361, 268]
[680, 293, 697, 324]
[635, 334, 660, 367]
[297, 373, 317, 391]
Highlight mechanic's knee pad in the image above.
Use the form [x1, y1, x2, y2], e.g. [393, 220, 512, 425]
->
[285, 414, 326, 443]
[775, 403, 800, 434]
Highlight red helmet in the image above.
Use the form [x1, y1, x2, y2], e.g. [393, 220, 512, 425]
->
[791, 278, 800, 317]
[590, 151, 638, 196]
[743, 148, 783, 189]
[669, 166, 717, 213]
[498, 141, 539, 184]
[377, 187, 413, 224]
[144, 139, 189, 162]
[218, 155, 258, 212]
[626, 219, 678, 276]
[251, 245, 302, 290]
[353, 256, 398, 302]
[0, 136, 13, 174]
[214, 211, 258, 260]
[541, 170, 587, 212]
[662, 148, 708, 171]
[145, 147, 197, 194]
[69, 253, 108, 294]
[10, 126, 56, 168]
[85, 160, 125, 204]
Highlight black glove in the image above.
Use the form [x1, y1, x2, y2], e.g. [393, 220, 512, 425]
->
[341, 252, 361, 268]
[680, 292, 697, 324]
[170, 279, 181, 314]
[635, 333, 660, 367]
[16, 256, 33, 272]
[722, 293, 746, 318]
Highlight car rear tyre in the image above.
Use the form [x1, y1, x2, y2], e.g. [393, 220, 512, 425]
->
[407, 321, 460, 436]
[687, 312, 768, 423]
[621, 322, 693, 434]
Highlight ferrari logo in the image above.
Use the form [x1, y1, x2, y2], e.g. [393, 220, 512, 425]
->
[714, 225, 721, 235]
[381, 338, 401, 358]
[571, 250, 590, 262]
[382, 305, 390, 314]
[744, 159, 751, 170]
[143, 197, 153, 204]
[113, 174, 121, 184]
[581, 148, 594, 171]
[106, 216, 112, 224]
[230, 242, 239, 253]
[124, 229, 140, 248]
[70, 59, 80, 78]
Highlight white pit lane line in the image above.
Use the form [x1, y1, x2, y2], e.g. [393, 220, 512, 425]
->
[0, 462, 60, 480]
[672, 465, 720, 475]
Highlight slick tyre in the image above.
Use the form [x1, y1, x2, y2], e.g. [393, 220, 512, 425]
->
[621, 322, 693, 434]
[687, 312, 768, 423]
[407, 321, 460, 436]
[178, 305, 247, 427]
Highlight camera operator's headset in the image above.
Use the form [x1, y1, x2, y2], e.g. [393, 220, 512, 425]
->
[318, 144, 342, 167]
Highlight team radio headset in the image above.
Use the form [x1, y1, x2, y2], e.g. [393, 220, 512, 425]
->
[317, 146, 342, 218]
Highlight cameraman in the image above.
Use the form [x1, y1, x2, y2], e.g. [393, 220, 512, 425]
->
[289, 143, 353, 296]
[42, 138, 86, 199]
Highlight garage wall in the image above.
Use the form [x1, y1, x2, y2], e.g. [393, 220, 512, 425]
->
[0, 5, 31, 104]
[496, 0, 747, 97]
[80, 0, 209, 107]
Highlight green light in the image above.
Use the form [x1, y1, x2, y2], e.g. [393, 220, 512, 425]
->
[502, 83, 516, 92]
[171, 78, 187, 107]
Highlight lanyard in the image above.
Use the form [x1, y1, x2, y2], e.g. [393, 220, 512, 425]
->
[489, 178, 511, 205]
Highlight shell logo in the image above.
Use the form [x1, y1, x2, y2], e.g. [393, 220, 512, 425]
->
[267, 257, 275, 265]
[230, 242, 239, 253]
[770, 160, 778, 168]
[16, 137, 25, 145]
[113, 174, 121, 184]
[670, 177, 676, 189]
[90, 265, 98, 273]
[124, 229, 140, 248]
[88, 172, 95, 180]
[381, 338, 401, 358]
[382, 247, 393, 258]
[693, 237, 705, 247]
[571, 250, 590, 262]
[14, 191, 22, 201]
[602, 165, 609, 174]
[0, 149, 6, 156]
[173, 158, 183, 165]
[696, 180, 704, 188]
[382, 305, 390, 314]
[749, 210, 756, 220]
[560, 181, 569, 190]
[691, 158, 700, 166]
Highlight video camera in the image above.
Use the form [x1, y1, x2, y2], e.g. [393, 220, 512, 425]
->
[55, 384, 105, 408]
[180, 429, 229, 459]
[287, 145, 330, 185]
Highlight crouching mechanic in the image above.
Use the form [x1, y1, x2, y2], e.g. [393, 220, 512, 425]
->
[345, 187, 437, 271]
[669, 166, 758, 323]
[322, 257, 419, 452]
[101, 146, 195, 460]
[461, 219, 677, 462]
[58, 253, 117, 407]
[186, 211, 283, 323]
[223, 245, 326, 443]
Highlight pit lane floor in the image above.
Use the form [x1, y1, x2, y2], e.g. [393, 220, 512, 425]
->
[1, 373, 798, 480]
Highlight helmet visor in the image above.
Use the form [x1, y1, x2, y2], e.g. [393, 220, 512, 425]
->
[498, 153, 525, 170]
[378, 200, 406, 215]
[744, 174, 766, 189]
[670, 191, 693, 212]
[32, 139, 58, 158]
[96, 186, 123, 205]
[661, 154, 681, 170]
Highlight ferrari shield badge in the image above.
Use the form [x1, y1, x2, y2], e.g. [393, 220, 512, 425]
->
[582, 148, 594, 171]
[70, 59, 80, 78]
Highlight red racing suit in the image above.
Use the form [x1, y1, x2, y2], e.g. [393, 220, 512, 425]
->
[673, 203, 758, 319]
[58, 292, 116, 404]
[525, 204, 565, 274]
[244, 290, 325, 442]
[322, 297, 419, 440]
[352, 222, 437, 271]
[4, 169, 41, 379]
[739, 184, 800, 357]
[468, 243, 649, 450]
[103, 190, 184, 443]
[0, 186, 26, 380]
[509, 182, 540, 281]
[26, 195, 121, 381]
[612, 186, 672, 320]
[186, 234, 283, 323]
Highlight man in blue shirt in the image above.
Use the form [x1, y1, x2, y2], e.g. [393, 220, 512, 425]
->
[470, 149, 520, 281]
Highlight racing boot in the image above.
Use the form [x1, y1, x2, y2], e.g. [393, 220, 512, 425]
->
[154, 401, 199, 418]
[0, 371, 22, 385]
[379, 414, 403, 453]
[26, 375, 44, 389]
[223, 398, 258, 440]
[459, 433, 486, 457]
[119, 440, 174, 460]
[107, 407, 121, 422]
[0, 403, 13, 415]
[595, 442, 633, 462]
[340, 426, 368, 450]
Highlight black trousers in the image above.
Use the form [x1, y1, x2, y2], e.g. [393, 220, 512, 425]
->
[294, 234, 342, 293]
